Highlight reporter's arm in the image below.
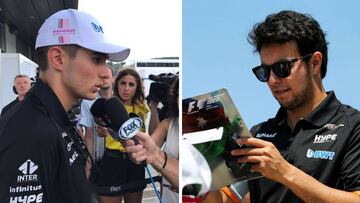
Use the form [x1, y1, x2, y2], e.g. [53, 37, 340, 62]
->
[150, 118, 170, 147]
[124, 132, 178, 188]
[151, 148, 179, 188]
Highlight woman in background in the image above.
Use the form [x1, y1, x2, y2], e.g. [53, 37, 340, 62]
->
[124, 78, 179, 202]
[98, 68, 153, 203]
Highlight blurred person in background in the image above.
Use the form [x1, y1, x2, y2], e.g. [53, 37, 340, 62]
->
[97, 68, 156, 203]
[79, 66, 114, 180]
[0, 74, 31, 117]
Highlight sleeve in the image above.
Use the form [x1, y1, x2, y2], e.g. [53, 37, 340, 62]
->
[341, 120, 360, 191]
[250, 123, 261, 136]
[79, 100, 94, 128]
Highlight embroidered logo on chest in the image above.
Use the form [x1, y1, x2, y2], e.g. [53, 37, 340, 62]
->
[313, 134, 337, 144]
[306, 149, 335, 160]
[323, 123, 344, 130]
[256, 132, 277, 138]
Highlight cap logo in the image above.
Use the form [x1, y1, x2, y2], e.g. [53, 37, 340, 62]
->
[91, 23, 104, 33]
[52, 19, 75, 35]
[50, 18, 74, 44]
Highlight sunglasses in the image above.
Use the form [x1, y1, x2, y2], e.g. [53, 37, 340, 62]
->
[252, 54, 313, 82]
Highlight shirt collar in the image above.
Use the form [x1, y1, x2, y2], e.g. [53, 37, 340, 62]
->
[273, 107, 287, 127]
[303, 91, 341, 127]
[273, 91, 341, 128]
[29, 79, 71, 127]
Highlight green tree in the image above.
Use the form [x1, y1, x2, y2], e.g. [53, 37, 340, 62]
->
[107, 61, 126, 75]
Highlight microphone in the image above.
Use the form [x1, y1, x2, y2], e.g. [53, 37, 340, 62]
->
[90, 97, 143, 142]
[91, 97, 146, 166]
[90, 98, 106, 117]
[90, 98, 112, 128]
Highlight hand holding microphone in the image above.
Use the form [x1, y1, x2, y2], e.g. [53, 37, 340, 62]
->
[123, 131, 166, 168]
[91, 97, 146, 166]
[90, 97, 143, 143]
[91, 98, 166, 202]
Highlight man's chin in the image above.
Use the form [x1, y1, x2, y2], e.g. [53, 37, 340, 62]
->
[278, 100, 303, 110]
[83, 93, 97, 100]
[277, 98, 292, 109]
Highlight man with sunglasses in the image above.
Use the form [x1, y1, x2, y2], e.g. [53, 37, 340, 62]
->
[230, 10, 360, 203]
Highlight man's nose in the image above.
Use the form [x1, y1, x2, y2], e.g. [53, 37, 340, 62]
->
[267, 69, 281, 84]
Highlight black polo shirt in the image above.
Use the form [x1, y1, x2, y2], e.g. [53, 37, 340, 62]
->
[248, 91, 360, 203]
[0, 80, 90, 203]
[0, 97, 19, 117]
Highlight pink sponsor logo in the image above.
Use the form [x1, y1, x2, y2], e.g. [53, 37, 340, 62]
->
[52, 28, 75, 35]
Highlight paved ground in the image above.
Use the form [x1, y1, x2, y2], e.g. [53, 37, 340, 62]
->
[142, 182, 161, 203]
[142, 165, 162, 203]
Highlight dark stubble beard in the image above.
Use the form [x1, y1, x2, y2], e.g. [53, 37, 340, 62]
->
[277, 66, 314, 110]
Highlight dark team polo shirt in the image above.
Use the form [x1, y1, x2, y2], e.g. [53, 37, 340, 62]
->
[0, 97, 19, 117]
[248, 91, 360, 203]
[0, 80, 90, 203]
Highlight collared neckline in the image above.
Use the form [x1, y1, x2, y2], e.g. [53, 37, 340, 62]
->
[302, 91, 341, 127]
[273, 107, 287, 128]
[272, 91, 341, 128]
[29, 79, 71, 127]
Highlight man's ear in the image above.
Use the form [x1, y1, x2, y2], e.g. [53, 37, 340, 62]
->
[47, 46, 66, 71]
[310, 51, 322, 77]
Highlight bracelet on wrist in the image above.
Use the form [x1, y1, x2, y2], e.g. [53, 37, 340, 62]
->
[162, 151, 168, 169]
[157, 151, 168, 174]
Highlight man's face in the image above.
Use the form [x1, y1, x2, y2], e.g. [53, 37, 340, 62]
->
[260, 41, 313, 110]
[99, 67, 113, 90]
[14, 76, 31, 96]
[62, 47, 108, 101]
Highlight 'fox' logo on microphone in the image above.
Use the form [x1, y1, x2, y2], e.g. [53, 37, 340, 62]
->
[119, 117, 142, 140]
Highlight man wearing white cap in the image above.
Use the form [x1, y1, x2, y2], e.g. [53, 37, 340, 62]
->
[0, 9, 129, 203]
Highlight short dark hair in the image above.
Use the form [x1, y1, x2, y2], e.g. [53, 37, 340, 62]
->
[114, 68, 145, 105]
[35, 45, 80, 71]
[14, 74, 30, 81]
[248, 10, 328, 78]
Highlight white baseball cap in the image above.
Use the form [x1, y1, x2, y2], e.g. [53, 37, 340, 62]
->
[35, 9, 130, 62]
[182, 140, 211, 196]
